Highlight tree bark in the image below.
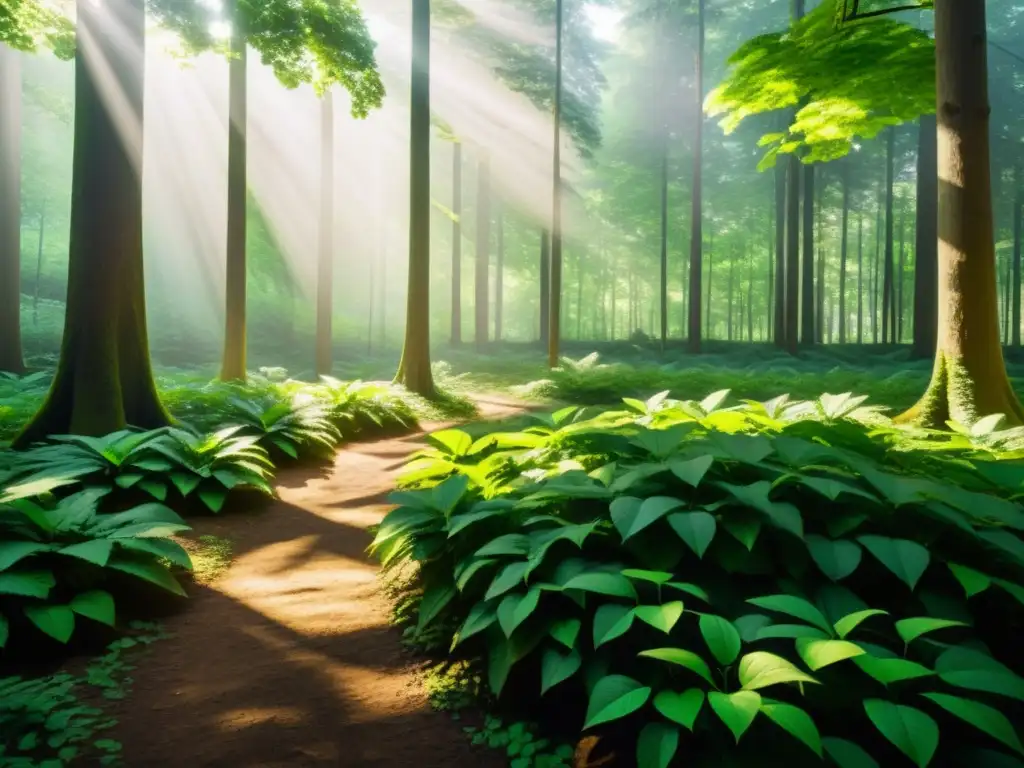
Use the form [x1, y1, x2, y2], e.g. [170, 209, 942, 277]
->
[547, 0, 564, 368]
[882, 126, 896, 344]
[15, 0, 169, 446]
[33, 199, 46, 328]
[395, 0, 436, 397]
[898, 0, 1024, 427]
[474, 152, 490, 349]
[315, 89, 334, 377]
[785, 154, 800, 354]
[660, 127, 669, 350]
[815, 172, 825, 343]
[686, 0, 706, 353]
[839, 159, 850, 343]
[706, 232, 714, 338]
[450, 142, 462, 345]
[0, 43, 24, 374]
[774, 160, 786, 347]
[857, 211, 864, 344]
[897, 195, 906, 343]
[801, 163, 815, 345]
[540, 229, 550, 344]
[911, 113, 938, 359]
[1013, 158, 1021, 348]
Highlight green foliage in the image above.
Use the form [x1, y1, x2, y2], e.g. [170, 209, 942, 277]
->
[464, 716, 576, 768]
[0, 0, 74, 57]
[0, 487, 191, 650]
[374, 389, 1024, 766]
[707, 0, 935, 166]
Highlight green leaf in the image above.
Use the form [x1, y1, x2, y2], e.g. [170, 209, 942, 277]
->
[653, 689, 704, 730]
[635, 602, 684, 634]
[58, 540, 114, 567]
[699, 614, 742, 665]
[431, 474, 470, 514]
[0, 569, 55, 598]
[806, 535, 862, 581]
[456, 558, 496, 591]
[636, 722, 679, 768]
[618, 497, 684, 541]
[562, 572, 638, 601]
[665, 581, 710, 602]
[854, 655, 934, 685]
[857, 535, 930, 590]
[668, 455, 714, 488]
[24, 604, 75, 643]
[622, 569, 674, 585]
[935, 646, 1024, 701]
[895, 617, 967, 645]
[0, 541, 51, 571]
[738, 652, 819, 690]
[760, 698, 822, 757]
[70, 590, 115, 626]
[734, 614, 773, 642]
[822, 737, 880, 768]
[476, 534, 530, 558]
[721, 513, 762, 550]
[418, 583, 456, 632]
[497, 588, 541, 637]
[540, 647, 582, 695]
[795, 638, 865, 671]
[920, 692, 1024, 755]
[485, 562, 529, 600]
[638, 648, 716, 687]
[107, 557, 186, 597]
[947, 563, 991, 597]
[863, 699, 939, 767]
[594, 604, 636, 647]
[453, 602, 497, 646]
[197, 485, 228, 513]
[0, 613, 8, 647]
[746, 594, 832, 633]
[708, 690, 761, 742]
[549, 617, 581, 650]
[834, 609, 888, 639]
[667, 512, 717, 558]
[755, 624, 830, 640]
[427, 429, 473, 456]
[583, 675, 651, 729]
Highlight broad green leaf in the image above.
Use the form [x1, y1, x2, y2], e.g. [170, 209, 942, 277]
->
[610, 496, 643, 540]
[417, 583, 456, 632]
[667, 512, 717, 558]
[834, 609, 888, 639]
[70, 590, 115, 626]
[718, 481, 804, 538]
[665, 581, 711, 602]
[747, 594, 832, 633]
[920, 692, 1024, 755]
[107, 558, 186, 597]
[760, 698, 823, 757]
[622, 569, 673, 584]
[858, 535, 930, 590]
[549, 617, 581, 650]
[708, 690, 761, 742]
[541, 647, 582, 695]
[453, 602, 497, 646]
[197, 485, 228, 513]
[935, 646, 1024, 701]
[654, 689, 704, 730]
[895, 617, 967, 645]
[24, 604, 75, 643]
[863, 700, 939, 767]
[427, 429, 472, 456]
[0, 542, 51, 571]
[854, 656, 934, 685]
[806, 535, 862, 581]
[755, 624, 830, 641]
[594, 604, 636, 647]
[699, 614, 742, 665]
[489, 639, 514, 696]
[58, 540, 114, 567]
[823, 737, 880, 768]
[475, 533, 530, 558]
[721, 513, 762, 550]
[734, 614, 772, 642]
[615, 497, 685, 541]
[635, 602, 684, 634]
[485, 562, 529, 600]
[563, 572, 638, 601]
[455, 558, 497, 591]
[0, 570, 55, 598]
[447, 509, 505, 538]
[799, 475, 877, 503]
[636, 722, 679, 768]
[738, 651, 819, 691]
[430, 474, 471, 513]
[668, 455, 714, 488]
[795, 638, 865, 671]
[497, 587, 541, 637]
[583, 675, 651, 729]
[639, 648, 716, 687]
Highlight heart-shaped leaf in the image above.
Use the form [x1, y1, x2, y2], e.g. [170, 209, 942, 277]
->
[668, 455, 714, 488]
[709, 690, 761, 742]
[760, 698, 823, 757]
[795, 638, 865, 671]
[653, 689, 704, 730]
[24, 604, 75, 643]
[635, 602, 684, 634]
[668, 511, 717, 558]
[699, 614, 742, 665]
[541, 647, 582, 695]
[858, 535, 930, 590]
[619, 497, 685, 541]
[806, 535, 862, 581]
[584, 675, 651, 729]
[863, 699, 938, 767]
[636, 722, 680, 768]
[639, 648, 716, 687]
[738, 651, 819, 690]
[70, 590, 115, 627]
[894, 617, 967, 645]
[549, 617, 581, 650]
[594, 604, 636, 647]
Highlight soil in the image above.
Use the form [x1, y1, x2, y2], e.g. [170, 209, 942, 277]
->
[109, 396, 526, 768]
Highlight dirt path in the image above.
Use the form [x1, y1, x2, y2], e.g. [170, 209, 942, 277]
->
[111, 396, 526, 767]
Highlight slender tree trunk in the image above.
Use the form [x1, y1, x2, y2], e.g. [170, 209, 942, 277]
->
[912, 113, 939, 359]
[857, 212, 864, 344]
[767, 197, 775, 341]
[785, 155, 800, 354]
[659, 130, 669, 350]
[706, 234, 714, 338]
[450, 142, 462, 345]
[897, 196, 906, 343]
[815, 173, 825, 343]
[33, 199, 46, 327]
[475, 152, 490, 349]
[610, 253, 616, 340]
[395, 0, 436, 396]
[540, 229, 550, 344]
[882, 126, 896, 344]
[801, 164, 815, 345]
[220, 4, 248, 381]
[495, 200, 504, 341]
[774, 160, 786, 347]
[686, 0, 706, 353]
[899, 0, 1024, 426]
[839, 159, 850, 343]
[872, 182, 882, 344]
[367, 249, 375, 354]
[727, 249, 735, 341]
[1003, 254, 1011, 344]
[0, 43, 24, 373]
[315, 89, 334, 377]
[746, 246, 754, 342]
[547, 0, 564, 367]
[16, 0, 169, 445]
[1012, 158, 1021, 348]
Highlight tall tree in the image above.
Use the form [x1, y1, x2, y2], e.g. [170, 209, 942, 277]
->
[474, 153, 491, 349]
[395, 0, 436, 396]
[881, 125, 895, 344]
[0, 42, 23, 374]
[912, 113, 938, 359]
[1013, 158, 1022, 348]
[547, 0, 565, 368]
[838, 158, 850, 343]
[16, 0, 169, 445]
[686, 0, 706, 352]
[773, 158, 786, 347]
[315, 89, 335, 377]
[450, 142, 463, 345]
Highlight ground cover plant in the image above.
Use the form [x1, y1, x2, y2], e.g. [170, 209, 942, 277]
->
[375, 389, 1024, 767]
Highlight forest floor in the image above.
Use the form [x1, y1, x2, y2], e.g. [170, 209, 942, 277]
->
[106, 395, 526, 768]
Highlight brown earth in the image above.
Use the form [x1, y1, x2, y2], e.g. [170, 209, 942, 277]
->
[109, 397, 526, 768]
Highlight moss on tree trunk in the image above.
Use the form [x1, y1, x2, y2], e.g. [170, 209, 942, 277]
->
[15, 0, 168, 447]
[897, 0, 1024, 428]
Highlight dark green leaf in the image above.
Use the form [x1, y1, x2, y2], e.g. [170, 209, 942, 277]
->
[593, 604, 635, 647]
[541, 647, 582, 695]
[920, 692, 1024, 755]
[858, 535, 930, 590]
[653, 689, 704, 730]
[863, 700, 939, 768]
[699, 614, 742, 665]
[636, 721, 679, 768]
[667, 512, 717, 558]
[24, 604, 75, 643]
[584, 675, 651, 729]
[760, 698, 822, 757]
[709, 690, 761, 742]
[806, 535, 862, 581]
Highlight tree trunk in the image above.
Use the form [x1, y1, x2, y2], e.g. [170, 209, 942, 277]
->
[746, 246, 754, 342]
[495, 200, 504, 341]
[15, 0, 169, 446]
[547, 0, 564, 368]
[912, 113, 939, 359]
[540, 229, 550, 344]
[785, 154, 800, 354]
[395, 0, 436, 397]
[315, 89, 334, 377]
[882, 126, 896, 344]
[1013, 158, 1021, 348]
[220, 3, 248, 382]
[706, 233, 714, 338]
[659, 126, 669, 350]
[774, 160, 786, 347]
[872, 183, 881, 344]
[0, 43, 24, 374]
[474, 152, 490, 349]
[686, 0, 705, 353]
[839, 159, 850, 343]
[576, 253, 584, 340]
[767, 196, 775, 341]
[857, 211, 864, 344]
[897, 196, 906, 343]
[450, 142, 462, 345]
[33, 199, 46, 328]
[727, 248, 735, 341]
[801, 164, 815, 345]
[610, 252, 616, 339]
[815, 172, 825, 343]
[898, 0, 1024, 426]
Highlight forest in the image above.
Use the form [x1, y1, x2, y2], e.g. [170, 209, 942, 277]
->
[1, 0, 1024, 766]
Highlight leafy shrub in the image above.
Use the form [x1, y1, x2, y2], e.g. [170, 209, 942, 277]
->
[0, 487, 192, 649]
[220, 395, 340, 459]
[373, 391, 1024, 768]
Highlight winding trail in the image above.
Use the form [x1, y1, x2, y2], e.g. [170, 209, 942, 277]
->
[111, 397, 525, 767]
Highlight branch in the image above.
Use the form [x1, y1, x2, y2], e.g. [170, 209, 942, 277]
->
[841, 2, 930, 22]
